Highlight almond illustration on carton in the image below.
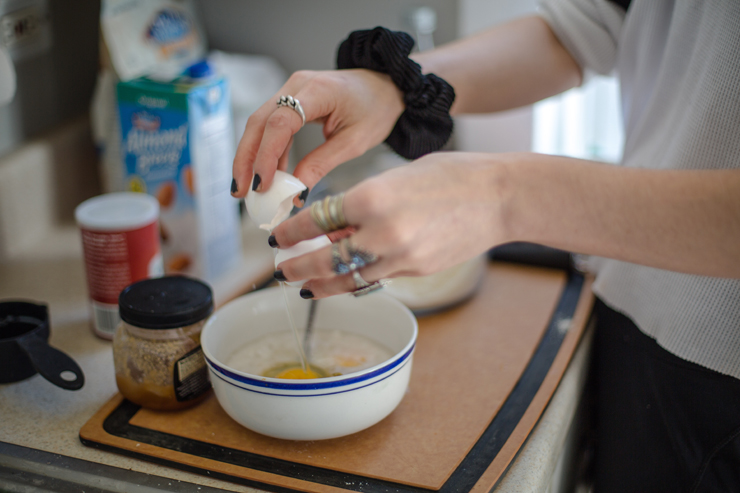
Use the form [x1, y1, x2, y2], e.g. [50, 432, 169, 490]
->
[167, 253, 192, 272]
[182, 166, 195, 195]
[157, 182, 176, 208]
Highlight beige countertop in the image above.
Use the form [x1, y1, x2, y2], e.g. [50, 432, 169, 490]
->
[0, 221, 278, 492]
[0, 222, 592, 493]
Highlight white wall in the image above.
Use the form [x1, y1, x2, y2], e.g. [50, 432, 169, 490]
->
[454, 0, 539, 154]
[0, 1, 100, 159]
[197, 0, 555, 192]
[197, 0, 459, 175]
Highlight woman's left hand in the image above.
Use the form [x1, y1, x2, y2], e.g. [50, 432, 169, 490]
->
[270, 152, 512, 298]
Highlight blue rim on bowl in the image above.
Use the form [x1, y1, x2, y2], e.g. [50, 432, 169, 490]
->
[203, 338, 415, 394]
[205, 342, 414, 397]
[201, 291, 418, 396]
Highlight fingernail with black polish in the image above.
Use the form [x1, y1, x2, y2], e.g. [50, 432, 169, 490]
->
[268, 235, 278, 248]
[298, 188, 309, 204]
[230, 178, 238, 194]
[273, 269, 287, 282]
[300, 289, 314, 299]
[252, 174, 262, 191]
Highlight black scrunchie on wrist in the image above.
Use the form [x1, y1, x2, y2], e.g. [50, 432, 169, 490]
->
[336, 27, 455, 160]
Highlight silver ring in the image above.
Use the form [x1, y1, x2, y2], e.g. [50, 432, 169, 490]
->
[342, 237, 378, 268]
[331, 242, 351, 274]
[331, 238, 378, 275]
[277, 95, 306, 127]
[351, 270, 370, 289]
[312, 200, 332, 233]
[311, 193, 348, 233]
[349, 265, 387, 297]
[326, 193, 347, 230]
[352, 280, 388, 297]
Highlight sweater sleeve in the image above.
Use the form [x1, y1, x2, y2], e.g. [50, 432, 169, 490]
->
[538, 0, 626, 77]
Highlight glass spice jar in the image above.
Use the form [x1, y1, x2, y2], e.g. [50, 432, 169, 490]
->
[113, 276, 213, 411]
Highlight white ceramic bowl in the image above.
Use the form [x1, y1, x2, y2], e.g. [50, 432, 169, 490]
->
[384, 254, 487, 314]
[201, 287, 418, 440]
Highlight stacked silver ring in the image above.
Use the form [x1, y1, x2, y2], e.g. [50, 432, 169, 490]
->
[277, 95, 306, 127]
[311, 193, 348, 233]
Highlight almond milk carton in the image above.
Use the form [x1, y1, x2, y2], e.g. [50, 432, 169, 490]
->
[117, 68, 241, 281]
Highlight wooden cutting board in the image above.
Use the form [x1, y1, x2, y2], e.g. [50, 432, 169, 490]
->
[80, 263, 593, 493]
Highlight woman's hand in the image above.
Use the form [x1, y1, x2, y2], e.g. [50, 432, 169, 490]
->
[270, 152, 512, 298]
[271, 147, 740, 298]
[231, 69, 404, 199]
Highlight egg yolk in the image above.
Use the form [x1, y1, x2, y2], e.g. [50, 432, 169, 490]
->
[335, 356, 366, 367]
[276, 367, 321, 379]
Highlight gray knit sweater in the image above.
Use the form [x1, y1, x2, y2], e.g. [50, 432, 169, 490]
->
[539, 0, 740, 379]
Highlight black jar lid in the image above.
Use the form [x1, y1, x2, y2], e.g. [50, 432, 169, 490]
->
[118, 276, 214, 329]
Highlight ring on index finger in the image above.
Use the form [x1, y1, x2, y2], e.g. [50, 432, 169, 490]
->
[276, 95, 306, 127]
[311, 193, 348, 233]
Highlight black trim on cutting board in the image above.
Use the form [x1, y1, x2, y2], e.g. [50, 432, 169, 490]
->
[80, 272, 585, 493]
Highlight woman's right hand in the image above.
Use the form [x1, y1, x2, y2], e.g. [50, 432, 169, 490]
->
[231, 69, 405, 199]
[270, 152, 512, 299]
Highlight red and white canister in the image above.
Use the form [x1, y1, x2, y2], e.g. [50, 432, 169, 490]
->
[75, 192, 164, 340]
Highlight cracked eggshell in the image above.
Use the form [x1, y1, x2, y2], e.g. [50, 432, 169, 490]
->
[275, 235, 332, 287]
[245, 170, 308, 231]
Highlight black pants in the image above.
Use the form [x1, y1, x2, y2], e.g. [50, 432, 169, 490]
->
[593, 299, 740, 493]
